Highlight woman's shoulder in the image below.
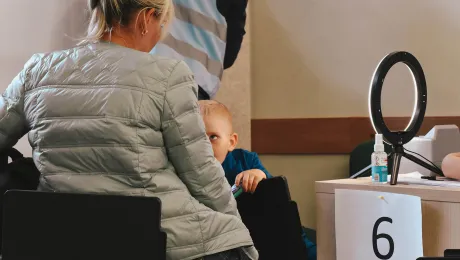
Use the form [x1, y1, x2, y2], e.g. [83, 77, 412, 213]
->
[143, 53, 195, 89]
[22, 43, 195, 91]
[22, 45, 88, 72]
[94, 43, 194, 84]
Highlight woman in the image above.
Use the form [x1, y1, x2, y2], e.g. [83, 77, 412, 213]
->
[0, 0, 257, 259]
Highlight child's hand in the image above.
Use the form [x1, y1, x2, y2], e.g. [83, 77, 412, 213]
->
[235, 169, 267, 193]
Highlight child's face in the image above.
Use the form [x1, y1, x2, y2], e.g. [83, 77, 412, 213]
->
[202, 113, 238, 163]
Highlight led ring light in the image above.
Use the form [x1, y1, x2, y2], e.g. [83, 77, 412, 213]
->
[369, 51, 442, 185]
[369, 52, 426, 145]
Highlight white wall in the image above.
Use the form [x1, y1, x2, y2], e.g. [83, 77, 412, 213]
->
[251, 0, 460, 228]
[0, 0, 87, 156]
[252, 0, 460, 119]
[215, 7, 251, 150]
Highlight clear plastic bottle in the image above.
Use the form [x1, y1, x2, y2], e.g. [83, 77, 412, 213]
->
[371, 134, 388, 184]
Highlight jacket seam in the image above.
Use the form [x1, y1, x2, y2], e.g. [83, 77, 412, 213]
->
[186, 198, 206, 254]
[166, 132, 206, 150]
[162, 108, 198, 125]
[167, 80, 194, 92]
[37, 144, 165, 149]
[177, 159, 214, 176]
[165, 229, 251, 251]
[161, 60, 182, 123]
[0, 99, 22, 126]
[0, 109, 18, 129]
[163, 61, 206, 253]
[25, 84, 163, 99]
[41, 169, 169, 176]
[35, 115, 159, 132]
[136, 83, 144, 194]
[42, 172, 148, 176]
[89, 42, 174, 85]
[24, 54, 37, 90]
[161, 209, 209, 222]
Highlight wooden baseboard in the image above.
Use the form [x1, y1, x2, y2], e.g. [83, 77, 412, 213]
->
[251, 117, 460, 154]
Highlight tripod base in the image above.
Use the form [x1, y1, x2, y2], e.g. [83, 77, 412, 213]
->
[390, 152, 402, 185]
[389, 145, 443, 185]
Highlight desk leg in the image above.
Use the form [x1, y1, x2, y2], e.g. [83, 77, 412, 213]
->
[316, 193, 336, 260]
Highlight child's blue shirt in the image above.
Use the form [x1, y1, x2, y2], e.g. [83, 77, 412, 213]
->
[221, 149, 272, 185]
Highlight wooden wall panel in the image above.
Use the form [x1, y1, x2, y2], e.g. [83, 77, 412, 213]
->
[252, 117, 460, 154]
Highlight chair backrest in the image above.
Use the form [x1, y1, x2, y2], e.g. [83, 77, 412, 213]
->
[0, 149, 40, 253]
[414, 248, 460, 259]
[0, 148, 23, 169]
[2, 190, 166, 260]
[445, 249, 460, 257]
[236, 176, 307, 260]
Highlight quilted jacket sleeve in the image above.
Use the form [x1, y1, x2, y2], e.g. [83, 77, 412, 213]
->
[0, 66, 29, 150]
[161, 61, 239, 216]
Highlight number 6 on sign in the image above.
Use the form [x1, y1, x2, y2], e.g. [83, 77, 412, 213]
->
[335, 189, 423, 260]
[373, 217, 394, 259]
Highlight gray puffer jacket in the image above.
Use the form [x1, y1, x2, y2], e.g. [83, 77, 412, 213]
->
[0, 42, 258, 260]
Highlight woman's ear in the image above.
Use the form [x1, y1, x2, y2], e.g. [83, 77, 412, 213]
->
[140, 8, 157, 31]
[139, 8, 161, 38]
[145, 8, 157, 22]
[228, 133, 238, 152]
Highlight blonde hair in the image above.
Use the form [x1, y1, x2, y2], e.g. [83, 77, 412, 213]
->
[198, 100, 233, 127]
[81, 0, 174, 44]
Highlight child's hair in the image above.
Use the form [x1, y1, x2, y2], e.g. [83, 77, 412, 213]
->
[198, 100, 233, 126]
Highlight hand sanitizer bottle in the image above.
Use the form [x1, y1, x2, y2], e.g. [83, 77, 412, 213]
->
[372, 134, 388, 184]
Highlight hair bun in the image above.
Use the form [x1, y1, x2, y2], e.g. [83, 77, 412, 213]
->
[90, 0, 99, 9]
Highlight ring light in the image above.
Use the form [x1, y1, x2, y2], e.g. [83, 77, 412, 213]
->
[369, 51, 443, 185]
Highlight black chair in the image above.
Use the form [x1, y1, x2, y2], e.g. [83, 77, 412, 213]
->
[445, 249, 460, 257]
[416, 249, 460, 259]
[2, 190, 166, 260]
[236, 176, 307, 260]
[417, 256, 460, 260]
[0, 149, 40, 253]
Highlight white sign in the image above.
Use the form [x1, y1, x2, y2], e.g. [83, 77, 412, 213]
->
[335, 189, 423, 260]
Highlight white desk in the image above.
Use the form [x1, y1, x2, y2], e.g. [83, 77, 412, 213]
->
[316, 178, 460, 259]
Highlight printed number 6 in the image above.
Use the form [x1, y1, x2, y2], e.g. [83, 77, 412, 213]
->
[372, 217, 395, 259]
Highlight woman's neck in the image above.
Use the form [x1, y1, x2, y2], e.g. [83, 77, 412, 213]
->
[101, 28, 138, 50]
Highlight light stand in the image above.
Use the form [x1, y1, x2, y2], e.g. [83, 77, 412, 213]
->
[369, 51, 443, 185]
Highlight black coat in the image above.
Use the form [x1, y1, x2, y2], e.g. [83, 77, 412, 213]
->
[198, 0, 248, 100]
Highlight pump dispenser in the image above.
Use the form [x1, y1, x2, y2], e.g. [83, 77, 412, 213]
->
[371, 134, 388, 184]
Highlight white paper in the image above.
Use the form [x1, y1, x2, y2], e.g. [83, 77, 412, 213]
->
[393, 172, 460, 188]
[335, 189, 423, 260]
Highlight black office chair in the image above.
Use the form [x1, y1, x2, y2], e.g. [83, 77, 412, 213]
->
[236, 176, 307, 260]
[2, 190, 166, 260]
[416, 249, 460, 259]
[417, 256, 460, 260]
[0, 149, 40, 253]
